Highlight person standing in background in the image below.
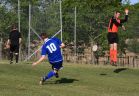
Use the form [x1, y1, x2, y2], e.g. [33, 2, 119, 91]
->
[6, 25, 22, 64]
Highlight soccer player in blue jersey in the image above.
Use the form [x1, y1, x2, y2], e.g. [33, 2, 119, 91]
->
[32, 33, 65, 85]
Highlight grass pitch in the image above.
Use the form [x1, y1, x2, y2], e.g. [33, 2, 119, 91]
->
[0, 61, 139, 96]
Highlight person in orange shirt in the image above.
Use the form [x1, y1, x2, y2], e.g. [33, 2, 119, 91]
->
[107, 9, 129, 66]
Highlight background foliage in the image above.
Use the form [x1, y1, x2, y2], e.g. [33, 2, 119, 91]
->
[0, 0, 139, 54]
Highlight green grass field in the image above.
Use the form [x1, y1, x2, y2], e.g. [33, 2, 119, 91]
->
[0, 61, 139, 96]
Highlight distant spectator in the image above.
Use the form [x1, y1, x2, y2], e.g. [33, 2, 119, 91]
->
[6, 25, 22, 64]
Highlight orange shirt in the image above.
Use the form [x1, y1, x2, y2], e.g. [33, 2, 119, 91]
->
[108, 18, 121, 33]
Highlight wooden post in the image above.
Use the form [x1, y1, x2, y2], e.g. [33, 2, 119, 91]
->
[133, 57, 135, 68]
[0, 38, 3, 60]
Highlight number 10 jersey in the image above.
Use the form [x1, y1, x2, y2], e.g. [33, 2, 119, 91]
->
[41, 38, 63, 63]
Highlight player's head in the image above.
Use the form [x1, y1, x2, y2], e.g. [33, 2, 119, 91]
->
[40, 33, 48, 40]
[11, 24, 17, 31]
[114, 11, 120, 18]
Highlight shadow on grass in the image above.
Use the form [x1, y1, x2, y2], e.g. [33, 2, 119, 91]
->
[100, 73, 107, 76]
[45, 78, 79, 84]
[113, 68, 128, 73]
[55, 78, 79, 84]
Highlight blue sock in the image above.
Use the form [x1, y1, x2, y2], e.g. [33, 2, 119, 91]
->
[44, 71, 55, 81]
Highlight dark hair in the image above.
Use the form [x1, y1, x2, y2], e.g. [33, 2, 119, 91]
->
[115, 11, 120, 14]
[12, 24, 17, 30]
[40, 33, 48, 39]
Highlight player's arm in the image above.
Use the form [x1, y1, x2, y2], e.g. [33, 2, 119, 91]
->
[5, 39, 10, 49]
[7, 32, 11, 45]
[112, 17, 122, 27]
[19, 32, 22, 44]
[19, 38, 22, 44]
[112, 19, 126, 31]
[120, 9, 129, 23]
[7, 39, 10, 45]
[32, 45, 47, 66]
[32, 55, 46, 66]
[120, 15, 128, 23]
[5, 32, 11, 49]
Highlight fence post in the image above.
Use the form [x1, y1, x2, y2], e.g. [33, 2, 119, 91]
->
[133, 57, 135, 68]
[127, 56, 129, 66]
[0, 38, 3, 60]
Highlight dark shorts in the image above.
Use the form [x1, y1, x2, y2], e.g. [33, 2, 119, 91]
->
[10, 44, 19, 53]
[50, 61, 63, 70]
[107, 32, 118, 44]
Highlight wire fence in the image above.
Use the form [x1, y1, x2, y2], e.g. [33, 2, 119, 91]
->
[62, 46, 139, 68]
[0, 39, 139, 68]
[0, 0, 139, 68]
[63, 54, 139, 68]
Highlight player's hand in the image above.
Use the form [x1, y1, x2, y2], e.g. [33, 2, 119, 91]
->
[125, 8, 129, 15]
[60, 43, 66, 48]
[32, 56, 45, 67]
[122, 25, 126, 31]
[32, 62, 37, 66]
[5, 44, 10, 49]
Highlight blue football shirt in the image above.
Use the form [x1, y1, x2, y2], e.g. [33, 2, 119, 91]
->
[41, 37, 63, 63]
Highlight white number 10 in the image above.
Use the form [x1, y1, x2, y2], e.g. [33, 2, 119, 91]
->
[46, 43, 57, 53]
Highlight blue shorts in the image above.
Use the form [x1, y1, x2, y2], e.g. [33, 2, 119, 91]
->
[50, 61, 63, 70]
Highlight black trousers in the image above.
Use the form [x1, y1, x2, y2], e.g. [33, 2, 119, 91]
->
[9, 44, 19, 63]
[10, 44, 19, 53]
